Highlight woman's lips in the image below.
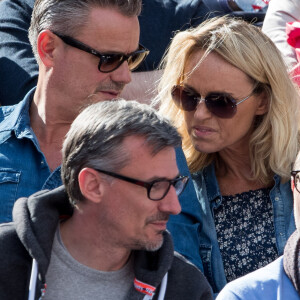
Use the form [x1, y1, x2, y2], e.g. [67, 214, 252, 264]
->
[192, 126, 217, 137]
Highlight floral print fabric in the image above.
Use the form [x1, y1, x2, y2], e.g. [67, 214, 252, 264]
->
[214, 188, 278, 282]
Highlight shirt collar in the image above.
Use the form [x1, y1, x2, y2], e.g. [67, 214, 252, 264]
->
[0, 87, 35, 139]
[203, 163, 221, 202]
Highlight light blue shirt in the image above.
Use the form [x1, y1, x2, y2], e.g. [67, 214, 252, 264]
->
[0, 88, 61, 223]
[216, 256, 299, 300]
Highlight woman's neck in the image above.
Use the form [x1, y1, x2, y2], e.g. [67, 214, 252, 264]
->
[215, 149, 270, 196]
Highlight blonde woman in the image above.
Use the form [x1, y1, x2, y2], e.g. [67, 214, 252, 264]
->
[159, 16, 300, 294]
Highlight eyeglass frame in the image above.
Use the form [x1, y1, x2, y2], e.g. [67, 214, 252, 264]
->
[192, 91, 252, 108]
[171, 85, 255, 117]
[52, 31, 149, 73]
[94, 168, 189, 201]
[291, 170, 300, 193]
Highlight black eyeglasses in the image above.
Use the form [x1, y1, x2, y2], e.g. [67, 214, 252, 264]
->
[291, 170, 300, 193]
[171, 85, 255, 119]
[95, 169, 189, 201]
[53, 32, 149, 73]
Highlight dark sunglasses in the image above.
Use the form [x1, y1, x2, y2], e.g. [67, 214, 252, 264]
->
[171, 85, 255, 119]
[53, 32, 149, 73]
[95, 168, 189, 201]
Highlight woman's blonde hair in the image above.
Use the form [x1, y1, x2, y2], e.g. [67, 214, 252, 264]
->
[157, 16, 300, 184]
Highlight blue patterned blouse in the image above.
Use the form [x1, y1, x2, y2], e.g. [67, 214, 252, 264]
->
[214, 188, 278, 282]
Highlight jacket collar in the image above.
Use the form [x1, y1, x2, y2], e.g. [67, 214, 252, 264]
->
[202, 163, 221, 203]
[0, 87, 35, 141]
[200, 163, 282, 203]
[13, 186, 174, 299]
[127, 231, 174, 299]
[283, 230, 300, 296]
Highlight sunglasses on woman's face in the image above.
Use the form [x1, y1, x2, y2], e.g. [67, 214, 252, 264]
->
[171, 85, 254, 119]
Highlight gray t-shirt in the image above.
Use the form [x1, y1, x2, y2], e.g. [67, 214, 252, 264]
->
[43, 226, 135, 299]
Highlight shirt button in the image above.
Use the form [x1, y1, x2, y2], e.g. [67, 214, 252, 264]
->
[275, 197, 279, 201]
[41, 161, 44, 165]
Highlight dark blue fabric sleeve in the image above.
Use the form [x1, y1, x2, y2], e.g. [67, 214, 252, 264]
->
[136, 0, 214, 71]
[0, 0, 37, 106]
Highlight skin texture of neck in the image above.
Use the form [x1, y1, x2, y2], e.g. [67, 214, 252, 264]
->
[215, 140, 270, 195]
[217, 147, 252, 179]
[30, 79, 79, 171]
[60, 208, 132, 272]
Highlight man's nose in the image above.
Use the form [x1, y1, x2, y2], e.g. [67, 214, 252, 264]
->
[110, 60, 131, 85]
[158, 186, 181, 216]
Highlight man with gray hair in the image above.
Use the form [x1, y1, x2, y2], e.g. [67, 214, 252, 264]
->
[0, 99, 213, 299]
[0, 0, 148, 222]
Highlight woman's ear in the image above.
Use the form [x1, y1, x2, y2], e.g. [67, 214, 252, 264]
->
[78, 168, 105, 204]
[255, 91, 269, 116]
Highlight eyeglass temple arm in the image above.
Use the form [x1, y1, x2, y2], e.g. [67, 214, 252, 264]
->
[53, 32, 103, 58]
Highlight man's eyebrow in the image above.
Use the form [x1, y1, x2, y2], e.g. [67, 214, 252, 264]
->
[102, 44, 140, 56]
[146, 173, 181, 182]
